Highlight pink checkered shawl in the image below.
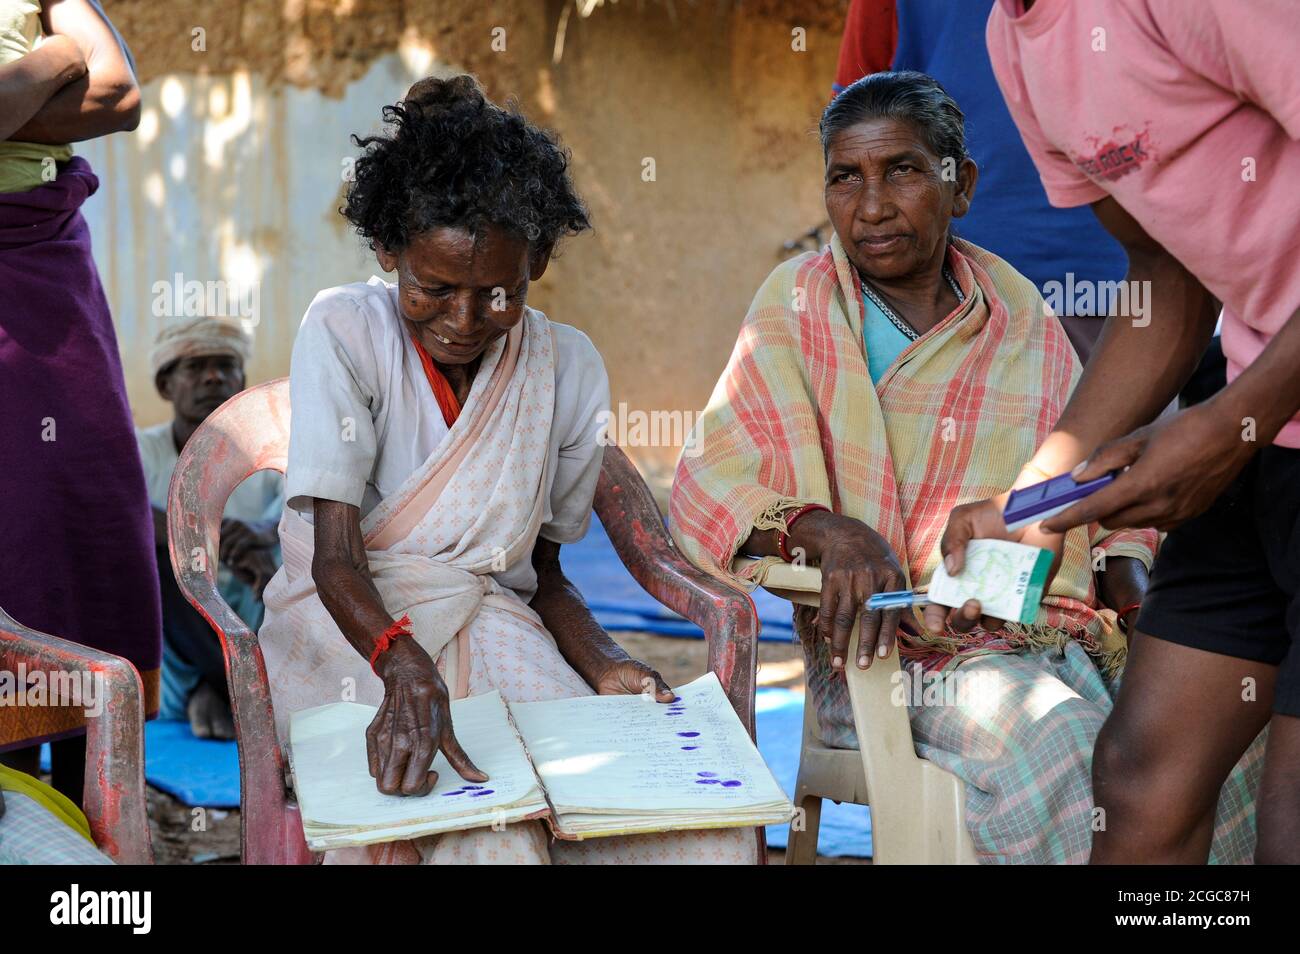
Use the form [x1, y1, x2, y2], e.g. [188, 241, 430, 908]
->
[670, 234, 1157, 666]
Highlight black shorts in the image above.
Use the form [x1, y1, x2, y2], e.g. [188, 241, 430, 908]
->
[1136, 444, 1300, 717]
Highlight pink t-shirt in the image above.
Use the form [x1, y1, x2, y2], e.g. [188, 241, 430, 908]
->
[987, 0, 1300, 447]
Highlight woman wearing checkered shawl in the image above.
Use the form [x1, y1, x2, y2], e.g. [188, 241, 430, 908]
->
[670, 72, 1261, 863]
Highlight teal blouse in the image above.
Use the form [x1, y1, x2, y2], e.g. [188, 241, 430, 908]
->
[862, 291, 913, 384]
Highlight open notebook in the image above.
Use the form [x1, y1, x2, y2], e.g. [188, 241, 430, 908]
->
[289, 672, 794, 851]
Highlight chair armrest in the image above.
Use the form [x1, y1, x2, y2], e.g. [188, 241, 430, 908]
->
[0, 606, 152, 864]
[733, 558, 823, 606]
[594, 446, 761, 735]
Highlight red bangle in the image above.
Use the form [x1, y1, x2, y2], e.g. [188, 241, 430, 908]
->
[1115, 602, 1142, 633]
[370, 614, 413, 674]
[778, 504, 830, 563]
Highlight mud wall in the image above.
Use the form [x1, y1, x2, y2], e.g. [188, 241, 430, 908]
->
[87, 0, 846, 492]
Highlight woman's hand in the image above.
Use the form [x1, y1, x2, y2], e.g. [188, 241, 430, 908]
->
[221, 518, 279, 596]
[219, 518, 277, 565]
[526, 537, 676, 702]
[228, 547, 278, 599]
[591, 658, 675, 703]
[796, 512, 908, 671]
[366, 638, 486, 796]
[923, 491, 1066, 636]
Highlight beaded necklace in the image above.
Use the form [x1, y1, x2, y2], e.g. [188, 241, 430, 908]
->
[860, 265, 965, 341]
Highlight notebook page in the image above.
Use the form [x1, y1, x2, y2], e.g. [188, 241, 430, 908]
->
[289, 692, 545, 833]
[509, 673, 788, 814]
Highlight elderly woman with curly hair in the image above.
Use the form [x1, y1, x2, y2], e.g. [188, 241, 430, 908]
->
[258, 75, 755, 865]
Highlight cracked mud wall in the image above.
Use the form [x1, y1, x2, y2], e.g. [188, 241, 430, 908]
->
[87, 0, 846, 490]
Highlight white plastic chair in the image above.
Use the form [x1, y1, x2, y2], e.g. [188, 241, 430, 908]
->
[749, 560, 978, 864]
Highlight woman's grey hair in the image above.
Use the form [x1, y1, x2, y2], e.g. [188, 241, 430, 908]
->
[820, 70, 968, 164]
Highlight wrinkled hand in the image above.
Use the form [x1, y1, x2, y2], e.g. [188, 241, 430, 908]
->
[220, 518, 277, 566]
[807, 514, 907, 671]
[591, 658, 675, 703]
[924, 491, 1065, 636]
[1042, 403, 1253, 535]
[366, 638, 486, 796]
[228, 547, 278, 598]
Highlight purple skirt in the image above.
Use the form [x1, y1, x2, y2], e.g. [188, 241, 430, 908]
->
[0, 157, 161, 740]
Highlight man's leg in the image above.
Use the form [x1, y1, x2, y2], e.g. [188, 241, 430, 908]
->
[156, 545, 228, 691]
[156, 544, 235, 738]
[1091, 632, 1275, 863]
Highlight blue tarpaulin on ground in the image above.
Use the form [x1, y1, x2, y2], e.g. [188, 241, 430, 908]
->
[757, 687, 873, 858]
[564, 515, 796, 641]
[41, 720, 240, 809]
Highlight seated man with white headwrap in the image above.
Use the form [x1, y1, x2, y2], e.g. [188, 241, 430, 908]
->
[136, 317, 285, 739]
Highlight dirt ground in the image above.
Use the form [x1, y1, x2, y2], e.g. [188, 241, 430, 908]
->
[145, 630, 865, 865]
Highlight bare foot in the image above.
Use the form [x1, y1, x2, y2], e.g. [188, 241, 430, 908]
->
[187, 683, 236, 740]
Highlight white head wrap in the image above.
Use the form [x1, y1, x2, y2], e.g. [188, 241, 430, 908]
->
[149, 317, 253, 377]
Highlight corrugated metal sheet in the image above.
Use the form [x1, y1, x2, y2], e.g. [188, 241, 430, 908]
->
[77, 50, 443, 427]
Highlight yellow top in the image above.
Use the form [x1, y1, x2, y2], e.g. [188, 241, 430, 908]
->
[0, 0, 73, 194]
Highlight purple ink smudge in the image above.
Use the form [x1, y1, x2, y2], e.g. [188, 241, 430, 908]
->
[677, 731, 700, 738]
[694, 779, 720, 785]
[469, 789, 496, 797]
[680, 746, 699, 751]
[721, 780, 743, 788]
[697, 771, 718, 777]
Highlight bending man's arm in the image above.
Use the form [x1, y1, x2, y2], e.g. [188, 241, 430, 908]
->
[1039, 198, 1300, 532]
[925, 196, 1218, 633]
[1024, 196, 1220, 478]
[9, 0, 140, 143]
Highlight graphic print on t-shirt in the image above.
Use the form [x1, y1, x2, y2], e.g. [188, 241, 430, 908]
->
[1071, 125, 1154, 183]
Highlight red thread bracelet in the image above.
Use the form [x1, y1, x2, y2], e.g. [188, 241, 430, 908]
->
[778, 504, 830, 562]
[370, 614, 413, 674]
[1115, 602, 1142, 634]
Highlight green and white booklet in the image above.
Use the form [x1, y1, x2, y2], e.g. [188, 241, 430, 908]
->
[926, 539, 1054, 624]
[289, 672, 794, 851]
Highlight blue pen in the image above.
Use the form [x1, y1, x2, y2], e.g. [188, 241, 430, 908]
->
[866, 589, 928, 611]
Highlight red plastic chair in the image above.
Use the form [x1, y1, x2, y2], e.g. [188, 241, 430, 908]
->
[167, 378, 765, 864]
[0, 606, 152, 863]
